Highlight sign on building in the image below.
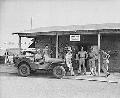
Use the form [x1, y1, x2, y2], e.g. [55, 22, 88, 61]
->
[70, 35, 80, 41]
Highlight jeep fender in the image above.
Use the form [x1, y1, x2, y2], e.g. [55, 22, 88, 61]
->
[48, 63, 68, 71]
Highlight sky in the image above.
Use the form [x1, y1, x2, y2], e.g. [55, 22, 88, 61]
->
[0, 0, 120, 49]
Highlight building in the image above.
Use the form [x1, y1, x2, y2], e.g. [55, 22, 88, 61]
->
[13, 23, 120, 73]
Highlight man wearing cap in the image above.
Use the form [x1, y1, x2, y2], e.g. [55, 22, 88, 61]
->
[35, 49, 44, 63]
[88, 47, 97, 76]
[101, 50, 110, 77]
[77, 46, 87, 75]
[65, 48, 75, 76]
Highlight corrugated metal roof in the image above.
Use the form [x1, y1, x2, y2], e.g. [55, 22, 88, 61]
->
[13, 23, 120, 37]
[20, 23, 120, 33]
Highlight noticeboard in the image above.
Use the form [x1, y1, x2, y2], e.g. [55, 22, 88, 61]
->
[70, 35, 80, 41]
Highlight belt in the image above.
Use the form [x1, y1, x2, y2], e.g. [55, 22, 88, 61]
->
[80, 57, 85, 58]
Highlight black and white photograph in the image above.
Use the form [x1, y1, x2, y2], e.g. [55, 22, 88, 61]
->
[0, 0, 120, 98]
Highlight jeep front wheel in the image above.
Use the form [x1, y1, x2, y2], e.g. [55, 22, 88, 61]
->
[53, 66, 66, 79]
[18, 63, 30, 77]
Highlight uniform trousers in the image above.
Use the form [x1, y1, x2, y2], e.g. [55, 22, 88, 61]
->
[89, 58, 96, 75]
[66, 59, 74, 75]
[102, 59, 109, 76]
[78, 58, 86, 74]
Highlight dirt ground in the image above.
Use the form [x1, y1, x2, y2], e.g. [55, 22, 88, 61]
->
[0, 64, 120, 98]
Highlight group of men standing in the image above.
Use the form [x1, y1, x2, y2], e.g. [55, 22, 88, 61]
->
[36, 45, 110, 77]
[65, 46, 110, 77]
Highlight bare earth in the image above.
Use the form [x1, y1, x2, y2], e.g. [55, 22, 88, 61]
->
[0, 65, 120, 98]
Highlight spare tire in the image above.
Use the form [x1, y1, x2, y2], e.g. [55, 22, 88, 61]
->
[53, 66, 66, 79]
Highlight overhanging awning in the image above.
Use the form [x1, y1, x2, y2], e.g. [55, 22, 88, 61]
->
[13, 23, 120, 37]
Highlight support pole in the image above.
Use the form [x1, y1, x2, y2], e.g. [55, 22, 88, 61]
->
[31, 17, 33, 29]
[98, 33, 101, 76]
[19, 36, 21, 55]
[56, 33, 59, 58]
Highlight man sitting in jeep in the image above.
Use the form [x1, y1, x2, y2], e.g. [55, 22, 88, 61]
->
[35, 49, 45, 64]
[43, 45, 63, 63]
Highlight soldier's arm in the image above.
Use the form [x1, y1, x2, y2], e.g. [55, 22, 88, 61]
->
[78, 51, 80, 58]
[85, 52, 88, 59]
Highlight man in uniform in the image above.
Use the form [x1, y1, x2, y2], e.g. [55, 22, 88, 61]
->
[43, 45, 63, 63]
[65, 48, 75, 76]
[101, 50, 110, 77]
[43, 45, 53, 62]
[77, 46, 87, 75]
[88, 47, 97, 76]
[35, 49, 44, 63]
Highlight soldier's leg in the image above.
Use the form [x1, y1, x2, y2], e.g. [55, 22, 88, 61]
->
[89, 59, 93, 75]
[82, 59, 86, 75]
[89, 60, 91, 74]
[105, 63, 110, 77]
[92, 60, 96, 75]
[103, 62, 110, 77]
[78, 59, 82, 73]
[106, 63, 109, 72]
[102, 62, 108, 75]
[66, 63, 72, 75]
[70, 63, 74, 75]
[70, 67, 75, 75]
[66, 60, 71, 71]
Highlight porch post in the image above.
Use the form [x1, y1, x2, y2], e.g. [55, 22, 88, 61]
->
[98, 33, 101, 76]
[56, 33, 59, 58]
[19, 36, 21, 54]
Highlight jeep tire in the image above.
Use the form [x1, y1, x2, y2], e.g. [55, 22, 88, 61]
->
[53, 66, 66, 79]
[18, 63, 30, 77]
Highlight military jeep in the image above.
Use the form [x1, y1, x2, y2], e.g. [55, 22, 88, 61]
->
[13, 51, 68, 79]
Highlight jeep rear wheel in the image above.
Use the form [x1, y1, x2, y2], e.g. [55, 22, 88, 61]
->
[53, 66, 66, 79]
[18, 63, 30, 77]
